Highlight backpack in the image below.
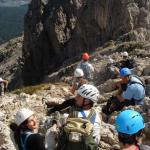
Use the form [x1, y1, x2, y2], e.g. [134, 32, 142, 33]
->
[56, 109, 98, 150]
[121, 75, 145, 92]
[20, 132, 33, 150]
[129, 75, 145, 89]
[78, 62, 94, 80]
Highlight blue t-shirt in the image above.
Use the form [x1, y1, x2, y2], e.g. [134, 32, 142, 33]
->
[122, 76, 145, 105]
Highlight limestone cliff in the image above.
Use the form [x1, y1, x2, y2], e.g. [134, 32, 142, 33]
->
[1, 41, 150, 149]
[0, 36, 23, 90]
[23, 0, 150, 85]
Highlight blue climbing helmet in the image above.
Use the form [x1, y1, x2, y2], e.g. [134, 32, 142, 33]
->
[115, 109, 145, 135]
[120, 67, 132, 77]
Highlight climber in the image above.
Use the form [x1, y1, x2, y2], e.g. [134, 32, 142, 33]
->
[0, 77, 8, 96]
[56, 84, 101, 150]
[102, 67, 145, 115]
[10, 108, 46, 150]
[70, 68, 88, 94]
[115, 109, 150, 150]
[58, 84, 101, 150]
[77, 52, 94, 81]
[46, 61, 92, 112]
[106, 58, 120, 79]
[119, 51, 135, 73]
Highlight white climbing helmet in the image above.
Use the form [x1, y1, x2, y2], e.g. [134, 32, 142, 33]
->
[121, 51, 128, 57]
[77, 84, 100, 103]
[15, 108, 34, 126]
[74, 68, 84, 77]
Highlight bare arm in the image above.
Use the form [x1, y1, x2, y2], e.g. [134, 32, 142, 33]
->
[70, 84, 77, 94]
[116, 94, 126, 102]
[3, 80, 8, 87]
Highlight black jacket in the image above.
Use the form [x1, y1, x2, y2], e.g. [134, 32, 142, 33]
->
[19, 132, 46, 150]
[48, 98, 75, 114]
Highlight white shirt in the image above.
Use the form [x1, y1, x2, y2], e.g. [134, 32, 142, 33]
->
[78, 109, 101, 144]
[77, 61, 94, 80]
[0, 78, 3, 83]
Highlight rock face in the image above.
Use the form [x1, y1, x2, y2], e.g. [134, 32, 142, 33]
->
[23, 0, 150, 85]
[0, 36, 23, 90]
[1, 41, 150, 149]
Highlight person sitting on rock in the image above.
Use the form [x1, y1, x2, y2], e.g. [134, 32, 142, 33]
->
[70, 68, 88, 94]
[77, 52, 94, 81]
[0, 77, 8, 96]
[119, 51, 135, 73]
[102, 67, 145, 115]
[115, 109, 150, 150]
[10, 108, 46, 150]
[106, 58, 120, 79]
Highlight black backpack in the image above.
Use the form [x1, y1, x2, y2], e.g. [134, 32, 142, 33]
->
[125, 59, 135, 69]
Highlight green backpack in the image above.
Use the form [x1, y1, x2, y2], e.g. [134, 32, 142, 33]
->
[56, 109, 98, 150]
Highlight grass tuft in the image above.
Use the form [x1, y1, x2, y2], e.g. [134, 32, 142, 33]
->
[12, 83, 50, 95]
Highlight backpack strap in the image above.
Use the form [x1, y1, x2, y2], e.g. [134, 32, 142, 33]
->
[131, 75, 144, 84]
[81, 108, 96, 124]
[129, 75, 145, 89]
[20, 132, 33, 150]
[129, 76, 145, 102]
[129, 81, 145, 88]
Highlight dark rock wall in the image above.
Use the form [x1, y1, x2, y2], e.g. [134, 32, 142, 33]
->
[23, 0, 150, 85]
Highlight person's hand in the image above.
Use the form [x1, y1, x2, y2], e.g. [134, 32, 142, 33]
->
[112, 82, 119, 89]
[112, 93, 117, 97]
[45, 101, 58, 108]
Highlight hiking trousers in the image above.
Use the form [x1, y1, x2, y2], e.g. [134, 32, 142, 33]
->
[102, 96, 135, 115]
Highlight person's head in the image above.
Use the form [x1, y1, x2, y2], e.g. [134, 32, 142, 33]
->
[121, 51, 128, 59]
[15, 108, 38, 130]
[115, 109, 145, 145]
[82, 52, 90, 61]
[10, 108, 38, 145]
[75, 84, 100, 109]
[74, 68, 84, 78]
[120, 67, 132, 83]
